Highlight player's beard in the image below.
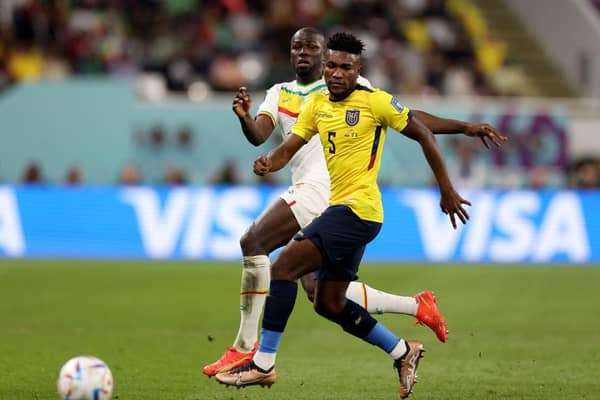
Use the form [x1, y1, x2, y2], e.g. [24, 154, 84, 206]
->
[296, 63, 317, 79]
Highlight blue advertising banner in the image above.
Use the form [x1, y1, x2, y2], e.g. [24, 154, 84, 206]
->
[0, 186, 597, 263]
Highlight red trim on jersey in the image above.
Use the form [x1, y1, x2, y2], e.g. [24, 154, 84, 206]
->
[257, 111, 276, 129]
[278, 106, 299, 118]
[367, 126, 383, 170]
[240, 290, 268, 295]
[367, 154, 377, 170]
[288, 200, 297, 207]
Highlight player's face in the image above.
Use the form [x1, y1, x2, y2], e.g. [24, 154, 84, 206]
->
[323, 50, 360, 100]
[290, 32, 324, 79]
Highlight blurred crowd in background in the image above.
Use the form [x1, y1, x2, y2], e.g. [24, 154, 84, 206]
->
[2, 0, 599, 189]
[1, 0, 517, 96]
[17, 130, 600, 190]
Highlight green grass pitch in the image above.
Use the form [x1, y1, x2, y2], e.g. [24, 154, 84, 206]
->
[1, 260, 599, 399]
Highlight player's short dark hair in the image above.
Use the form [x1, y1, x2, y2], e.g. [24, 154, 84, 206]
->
[327, 32, 365, 55]
[291, 27, 325, 47]
[295, 27, 323, 39]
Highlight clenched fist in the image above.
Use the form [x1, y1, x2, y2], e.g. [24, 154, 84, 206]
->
[254, 156, 272, 176]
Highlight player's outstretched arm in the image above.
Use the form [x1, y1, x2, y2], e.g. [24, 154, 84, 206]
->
[402, 115, 471, 229]
[232, 86, 275, 146]
[254, 134, 306, 176]
[411, 109, 507, 149]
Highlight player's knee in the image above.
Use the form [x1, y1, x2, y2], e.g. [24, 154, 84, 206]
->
[240, 228, 262, 255]
[271, 265, 296, 281]
[314, 299, 343, 320]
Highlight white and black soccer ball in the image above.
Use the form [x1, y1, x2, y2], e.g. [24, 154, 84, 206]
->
[57, 356, 113, 400]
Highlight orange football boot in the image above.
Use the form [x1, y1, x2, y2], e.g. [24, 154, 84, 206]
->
[203, 342, 258, 377]
[414, 291, 448, 342]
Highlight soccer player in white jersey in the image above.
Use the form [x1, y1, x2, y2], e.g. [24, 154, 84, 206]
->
[202, 27, 507, 377]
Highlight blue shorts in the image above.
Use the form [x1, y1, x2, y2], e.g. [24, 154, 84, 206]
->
[294, 205, 382, 281]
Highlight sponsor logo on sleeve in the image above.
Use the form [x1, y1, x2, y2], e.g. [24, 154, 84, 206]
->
[391, 97, 404, 113]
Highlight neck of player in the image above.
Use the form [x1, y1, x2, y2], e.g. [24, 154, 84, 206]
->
[296, 70, 322, 85]
[330, 85, 356, 101]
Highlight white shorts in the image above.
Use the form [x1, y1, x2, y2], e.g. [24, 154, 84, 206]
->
[279, 183, 330, 228]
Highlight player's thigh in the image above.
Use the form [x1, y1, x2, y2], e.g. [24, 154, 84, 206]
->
[300, 205, 381, 282]
[242, 198, 300, 255]
[271, 238, 322, 281]
[243, 184, 328, 254]
[280, 183, 329, 229]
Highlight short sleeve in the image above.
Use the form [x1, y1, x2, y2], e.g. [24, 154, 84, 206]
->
[256, 84, 281, 127]
[371, 90, 411, 132]
[291, 97, 318, 142]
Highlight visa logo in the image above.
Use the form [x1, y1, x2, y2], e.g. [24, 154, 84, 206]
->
[400, 190, 590, 262]
[0, 188, 25, 256]
[121, 187, 280, 259]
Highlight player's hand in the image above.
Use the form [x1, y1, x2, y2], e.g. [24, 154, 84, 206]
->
[439, 189, 471, 229]
[464, 123, 507, 149]
[232, 86, 252, 118]
[253, 156, 272, 176]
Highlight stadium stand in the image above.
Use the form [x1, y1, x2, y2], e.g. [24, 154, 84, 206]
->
[0, 0, 598, 188]
[472, 0, 576, 97]
[0, 0, 518, 96]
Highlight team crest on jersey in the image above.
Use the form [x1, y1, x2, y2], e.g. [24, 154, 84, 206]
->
[390, 97, 404, 112]
[345, 109, 360, 126]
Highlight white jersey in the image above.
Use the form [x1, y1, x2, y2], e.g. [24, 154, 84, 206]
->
[257, 76, 371, 194]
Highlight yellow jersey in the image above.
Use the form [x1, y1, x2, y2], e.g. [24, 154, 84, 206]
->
[291, 85, 411, 222]
[256, 76, 372, 190]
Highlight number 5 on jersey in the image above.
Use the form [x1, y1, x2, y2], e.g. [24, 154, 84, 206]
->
[328, 131, 336, 154]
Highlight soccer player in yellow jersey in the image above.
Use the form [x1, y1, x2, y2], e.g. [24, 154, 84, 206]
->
[215, 32, 473, 398]
[204, 27, 507, 379]
[203, 27, 506, 378]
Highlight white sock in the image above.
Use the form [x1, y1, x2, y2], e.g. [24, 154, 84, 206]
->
[232, 255, 270, 352]
[346, 282, 418, 315]
[390, 339, 408, 360]
[253, 351, 276, 371]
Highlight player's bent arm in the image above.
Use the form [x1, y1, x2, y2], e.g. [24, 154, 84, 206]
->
[411, 110, 468, 134]
[401, 116, 471, 228]
[266, 134, 307, 172]
[412, 109, 507, 148]
[238, 114, 275, 146]
[401, 116, 454, 193]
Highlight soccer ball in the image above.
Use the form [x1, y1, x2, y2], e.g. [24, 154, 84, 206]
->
[57, 356, 113, 400]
